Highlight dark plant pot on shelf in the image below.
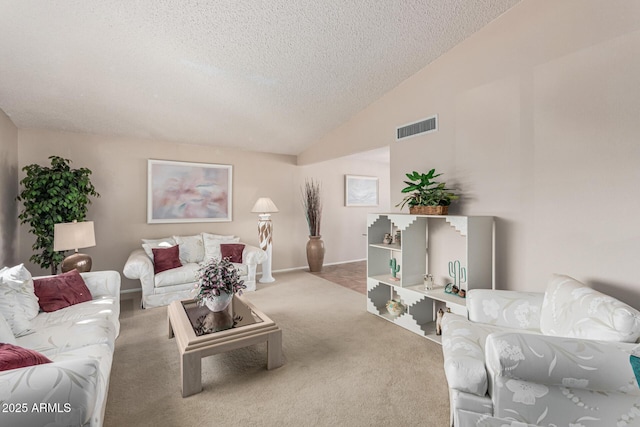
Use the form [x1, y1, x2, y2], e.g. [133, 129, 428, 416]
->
[306, 235, 325, 272]
[409, 205, 448, 215]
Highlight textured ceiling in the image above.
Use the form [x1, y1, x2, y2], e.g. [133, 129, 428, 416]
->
[0, 0, 520, 155]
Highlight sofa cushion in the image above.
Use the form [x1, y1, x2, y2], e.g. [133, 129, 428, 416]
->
[0, 312, 16, 345]
[142, 237, 176, 260]
[540, 274, 640, 343]
[202, 233, 240, 260]
[174, 234, 205, 264]
[467, 289, 543, 332]
[155, 263, 200, 288]
[152, 245, 182, 274]
[29, 296, 119, 331]
[0, 343, 52, 371]
[221, 243, 245, 263]
[17, 318, 117, 357]
[34, 270, 93, 312]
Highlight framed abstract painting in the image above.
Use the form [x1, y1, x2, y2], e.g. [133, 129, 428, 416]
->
[147, 159, 233, 223]
[345, 175, 379, 207]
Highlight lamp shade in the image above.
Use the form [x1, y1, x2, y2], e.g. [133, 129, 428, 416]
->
[251, 198, 279, 214]
[53, 221, 96, 251]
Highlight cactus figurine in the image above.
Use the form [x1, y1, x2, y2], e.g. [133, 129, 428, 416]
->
[389, 258, 400, 281]
[447, 260, 467, 297]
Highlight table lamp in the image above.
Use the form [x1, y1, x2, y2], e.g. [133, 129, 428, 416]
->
[53, 220, 96, 273]
[251, 198, 278, 283]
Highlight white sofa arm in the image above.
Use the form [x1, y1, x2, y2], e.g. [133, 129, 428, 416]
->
[242, 244, 267, 265]
[486, 331, 640, 394]
[123, 249, 155, 296]
[0, 358, 100, 427]
[467, 289, 544, 332]
[442, 313, 502, 397]
[79, 270, 121, 299]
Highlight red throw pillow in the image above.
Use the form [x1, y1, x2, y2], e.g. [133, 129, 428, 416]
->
[220, 243, 245, 263]
[0, 343, 52, 371]
[152, 245, 182, 274]
[34, 270, 93, 312]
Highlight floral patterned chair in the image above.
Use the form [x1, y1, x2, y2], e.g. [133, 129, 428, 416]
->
[441, 274, 640, 427]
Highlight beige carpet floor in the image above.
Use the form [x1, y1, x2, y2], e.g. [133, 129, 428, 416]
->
[105, 270, 450, 426]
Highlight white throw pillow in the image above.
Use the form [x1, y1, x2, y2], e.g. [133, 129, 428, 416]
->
[141, 237, 176, 261]
[540, 274, 640, 343]
[202, 233, 240, 261]
[173, 235, 205, 264]
[0, 311, 16, 345]
[0, 264, 39, 320]
[0, 278, 34, 337]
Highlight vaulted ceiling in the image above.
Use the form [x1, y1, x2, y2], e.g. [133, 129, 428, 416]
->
[0, 1, 520, 155]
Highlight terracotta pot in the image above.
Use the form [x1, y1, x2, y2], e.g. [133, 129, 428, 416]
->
[306, 235, 325, 272]
[409, 205, 448, 215]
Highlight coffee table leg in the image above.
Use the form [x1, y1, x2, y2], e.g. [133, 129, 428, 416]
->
[267, 330, 283, 370]
[181, 352, 202, 397]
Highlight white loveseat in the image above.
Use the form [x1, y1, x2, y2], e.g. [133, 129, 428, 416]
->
[123, 233, 267, 309]
[442, 274, 640, 427]
[0, 269, 120, 427]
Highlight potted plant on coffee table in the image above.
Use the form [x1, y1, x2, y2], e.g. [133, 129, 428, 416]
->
[193, 257, 246, 312]
[396, 168, 458, 215]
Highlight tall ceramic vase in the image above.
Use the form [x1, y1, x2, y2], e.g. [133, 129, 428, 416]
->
[306, 235, 325, 272]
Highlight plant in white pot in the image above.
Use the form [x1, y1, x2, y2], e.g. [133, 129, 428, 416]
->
[302, 178, 324, 272]
[193, 257, 246, 312]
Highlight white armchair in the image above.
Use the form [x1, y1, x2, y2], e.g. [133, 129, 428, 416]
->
[442, 274, 640, 426]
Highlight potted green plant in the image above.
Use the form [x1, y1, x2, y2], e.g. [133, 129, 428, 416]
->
[396, 168, 458, 215]
[17, 156, 100, 274]
[193, 257, 246, 312]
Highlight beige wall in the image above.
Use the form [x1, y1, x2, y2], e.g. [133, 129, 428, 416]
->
[0, 109, 18, 266]
[300, 0, 640, 307]
[16, 129, 389, 291]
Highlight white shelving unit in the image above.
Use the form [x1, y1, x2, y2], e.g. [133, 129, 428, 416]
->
[366, 213, 494, 344]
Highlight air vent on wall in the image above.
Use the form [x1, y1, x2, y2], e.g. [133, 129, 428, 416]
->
[396, 115, 438, 141]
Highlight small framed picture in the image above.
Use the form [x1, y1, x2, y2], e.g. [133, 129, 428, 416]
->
[345, 175, 379, 207]
[147, 159, 232, 223]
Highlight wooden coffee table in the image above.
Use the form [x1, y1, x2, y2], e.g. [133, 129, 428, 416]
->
[168, 295, 283, 397]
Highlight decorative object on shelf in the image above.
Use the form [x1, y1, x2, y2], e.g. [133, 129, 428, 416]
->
[385, 299, 406, 317]
[302, 178, 324, 272]
[396, 168, 458, 215]
[251, 197, 279, 283]
[631, 348, 640, 386]
[147, 159, 232, 223]
[193, 257, 246, 312]
[446, 260, 467, 298]
[424, 274, 434, 291]
[53, 220, 96, 273]
[389, 258, 400, 281]
[18, 156, 100, 274]
[436, 308, 445, 335]
[383, 233, 392, 244]
[394, 230, 401, 245]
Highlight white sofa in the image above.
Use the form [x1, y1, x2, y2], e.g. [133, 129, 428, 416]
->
[123, 233, 267, 309]
[0, 269, 120, 427]
[442, 274, 640, 427]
